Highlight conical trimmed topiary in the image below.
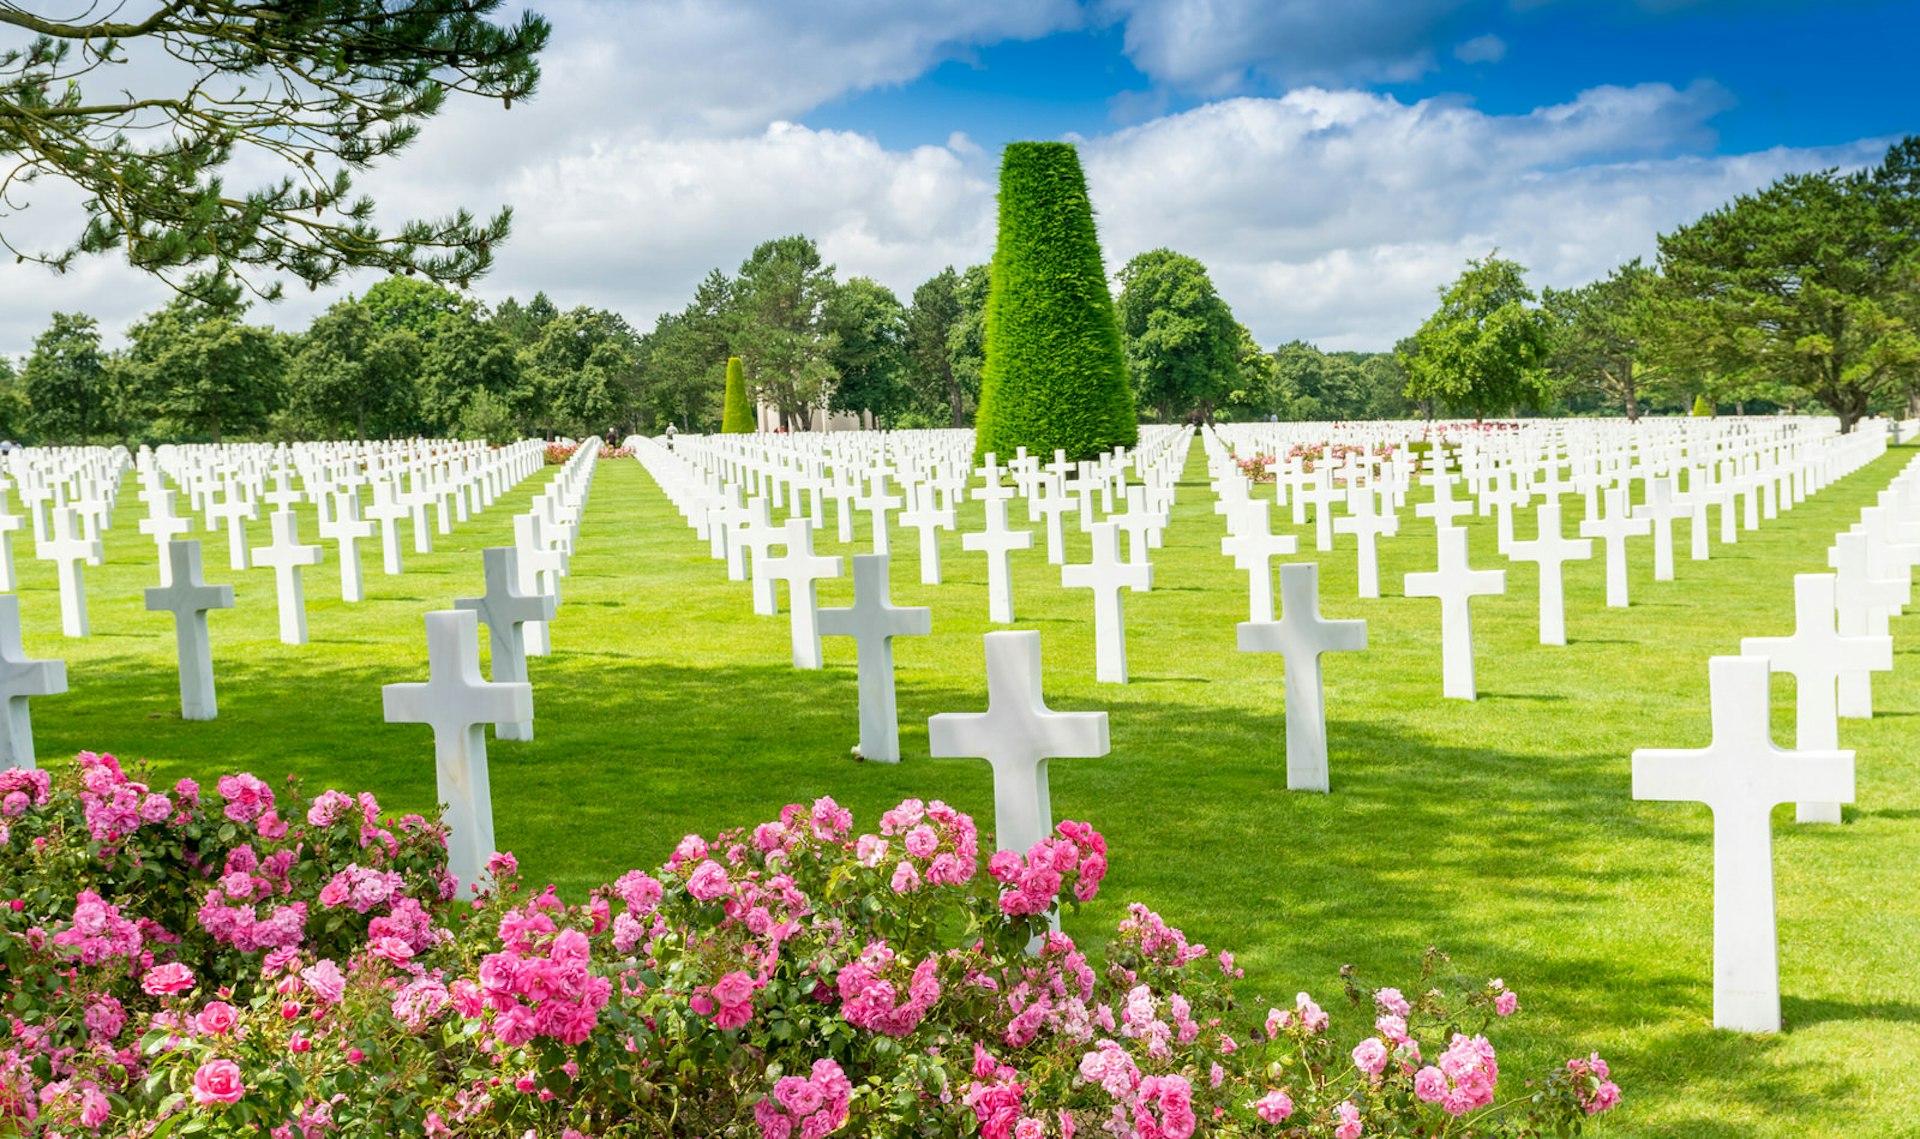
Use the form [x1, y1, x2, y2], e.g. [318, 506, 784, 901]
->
[720, 355, 755, 434]
[974, 142, 1137, 464]
[1691, 393, 1713, 417]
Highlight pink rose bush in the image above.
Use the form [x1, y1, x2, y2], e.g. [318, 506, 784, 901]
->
[0, 756, 1622, 1135]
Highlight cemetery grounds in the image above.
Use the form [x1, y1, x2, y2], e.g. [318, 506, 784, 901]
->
[16, 436, 1920, 1137]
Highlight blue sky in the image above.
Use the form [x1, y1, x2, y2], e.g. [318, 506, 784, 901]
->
[809, 1, 1916, 159]
[2, 0, 1911, 355]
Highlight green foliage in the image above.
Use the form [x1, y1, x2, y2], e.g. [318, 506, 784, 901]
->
[947, 263, 992, 424]
[1542, 259, 1663, 420]
[975, 142, 1136, 462]
[122, 290, 285, 442]
[0, 356, 31, 443]
[493, 292, 560, 349]
[284, 301, 422, 439]
[1401, 253, 1553, 420]
[0, 2, 548, 296]
[419, 309, 523, 435]
[22, 311, 110, 443]
[905, 266, 969, 427]
[454, 387, 521, 444]
[362, 276, 469, 340]
[732, 235, 838, 429]
[823, 277, 910, 425]
[640, 270, 733, 433]
[1651, 139, 1920, 431]
[1115, 248, 1239, 422]
[1691, 393, 1714, 417]
[518, 306, 641, 437]
[720, 356, 754, 433]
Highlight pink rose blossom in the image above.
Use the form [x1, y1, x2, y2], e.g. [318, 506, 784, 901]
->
[191, 1059, 246, 1106]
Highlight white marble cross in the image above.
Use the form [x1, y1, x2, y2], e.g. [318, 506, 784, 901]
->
[513, 512, 568, 656]
[1061, 522, 1151, 683]
[1404, 525, 1505, 700]
[365, 482, 409, 575]
[454, 547, 556, 742]
[928, 630, 1108, 858]
[1632, 656, 1853, 1033]
[1507, 502, 1592, 646]
[138, 489, 194, 585]
[144, 540, 234, 721]
[1237, 562, 1365, 792]
[208, 485, 257, 571]
[1332, 486, 1396, 599]
[40, 507, 99, 638]
[1580, 487, 1650, 608]
[1298, 472, 1341, 551]
[320, 490, 375, 602]
[763, 517, 842, 669]
[854, 475, 903, 556]
[1633, 477, 1684, 582]
[733, 498, 785, 616]
[897, 483, 954, 585]
[0, 495, 22, 592]
[1033, 480, 1079, 566]
[253, 510, 324, 645]
[1113, 485, 1165, 564]
[0, 595, 66, 769]
[382, 610, 533, 900]
[1827, 531, 1906, 719]
[1740, 573, 1891, 824]
[1414, 475, 1472, 530]
[817, 553, 931, 762]
[1221, 500, 1298, 621]
[962, 497, 1033, 624]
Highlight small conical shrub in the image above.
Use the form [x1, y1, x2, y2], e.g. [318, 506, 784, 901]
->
[1691, 393, 1713, 418]
[974, 142, 1137, 464]
[720, 356, 755, 434]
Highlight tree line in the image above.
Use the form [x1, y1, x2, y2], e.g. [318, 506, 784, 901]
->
[1402, 136, 1920, 430]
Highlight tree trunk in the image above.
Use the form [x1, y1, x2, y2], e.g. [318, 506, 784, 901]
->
[1623, 376, 1640, 422]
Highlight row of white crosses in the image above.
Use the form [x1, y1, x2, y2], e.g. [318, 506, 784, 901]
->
[1630, 452, 1916, 1034]
[639, 426, 1190, 690]
[1201, 419, 1892, 701]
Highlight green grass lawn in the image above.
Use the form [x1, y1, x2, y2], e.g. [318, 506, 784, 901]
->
[14, 439, 1920, 1137]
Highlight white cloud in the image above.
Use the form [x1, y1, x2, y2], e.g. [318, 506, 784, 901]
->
[1454, 33, 1508, 63]
[1101, 0, 1478, 91]
[1078, 83, 1881, 350]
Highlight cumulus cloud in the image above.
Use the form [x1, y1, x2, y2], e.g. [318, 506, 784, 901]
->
[1077, 82, 1882, 349]
[1101, 0, 1480, 91]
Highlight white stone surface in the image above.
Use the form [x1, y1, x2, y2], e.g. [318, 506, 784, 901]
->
[1740, 573, 1891, 823]
[454, 547, 556, 742]
[1631, 656, 1853, 1033]
[1403, 525, 1505, 700]
[253, 509, 323, 645]
[382, 610, 533, 900]
[928, 631, 1108, 859]
[962, 497, 1032, 624]
[144, 540, 233, 721]
[1061, 522, 1150, 683]
[1507, 503, 1592, 646]
[763, 518, 841, 669]
[1222, 500, 1298, 621]
[40, 507, 99, 638]
[1237, 562, 1365, 792]
[1581, 487, 1650, 608]
[0, 595, 66, 769]
[817, 553, 931, 762]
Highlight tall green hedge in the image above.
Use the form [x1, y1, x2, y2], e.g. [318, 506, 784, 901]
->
[974, 142, 1137, 464]
[720, 356, 755, 434]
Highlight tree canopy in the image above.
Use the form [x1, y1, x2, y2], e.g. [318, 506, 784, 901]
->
[0, 1, 548, 298]
[1400, 254, 1553, 420]
[1115, 248, 1238, 423]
